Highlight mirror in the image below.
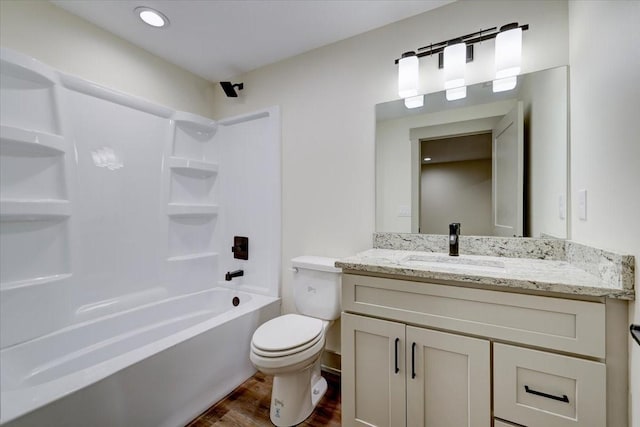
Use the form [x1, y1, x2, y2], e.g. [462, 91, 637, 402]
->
[376, 66, 568, 238]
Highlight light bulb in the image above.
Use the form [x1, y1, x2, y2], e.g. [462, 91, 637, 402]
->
[404, 95, 424, 109]
[135, 7, 169, 28]
[492, 76, 518, 92]
[446, 86, 467, 101]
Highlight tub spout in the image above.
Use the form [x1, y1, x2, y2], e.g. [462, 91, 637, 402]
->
[225, 270, 244, 281]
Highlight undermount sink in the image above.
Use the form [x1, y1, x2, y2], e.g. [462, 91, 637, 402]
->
[398, 254, 506, 273]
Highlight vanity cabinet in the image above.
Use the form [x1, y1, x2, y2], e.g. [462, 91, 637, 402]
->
[341, 273, 625, 427]
[342, 312, 490, 427]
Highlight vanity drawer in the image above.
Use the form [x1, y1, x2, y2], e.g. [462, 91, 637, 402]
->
[493, 343, 606, 427]
[342, 274, 605, 357]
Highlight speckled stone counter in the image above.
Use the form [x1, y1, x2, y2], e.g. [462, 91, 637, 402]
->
[336, 234, 635, 300]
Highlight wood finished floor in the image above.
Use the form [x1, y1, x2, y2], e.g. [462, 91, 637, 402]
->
[186, 371, 341, 426]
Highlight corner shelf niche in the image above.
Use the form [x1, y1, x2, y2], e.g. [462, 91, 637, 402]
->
[168, 156, 218, 176]
[1, 52, 61, 136]
[167, 252, 218, 262]
[1, 126, 68, 202]
[0, 199, 71, 221]
[167, 203, 218, 217]
[0, 217, 71, 286]
[173, 111, 217, 135]
[0, 125, 66, 156]
[171, 112, 218, 162]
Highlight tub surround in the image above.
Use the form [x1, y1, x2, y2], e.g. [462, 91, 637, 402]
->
[0, 49, 282, 426]
[336, 233, 634, 300]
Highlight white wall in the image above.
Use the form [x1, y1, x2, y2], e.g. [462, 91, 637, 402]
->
[0, 0, 216, 118]
[519, 67, 568, 238]
[568, 1, 640, 425]
[210, 0, 569, 354]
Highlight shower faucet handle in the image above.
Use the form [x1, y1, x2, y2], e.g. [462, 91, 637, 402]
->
[231, 236, 249, 260]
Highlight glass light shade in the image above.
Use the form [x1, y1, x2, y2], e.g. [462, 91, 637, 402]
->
[446, 86, 467, 101]
[443, 43, 466, 90]
[492, 76, 518, 92]
[404, 95, 424, 109]
[398, 54, 419, 98]
[495, 27, 522, 79]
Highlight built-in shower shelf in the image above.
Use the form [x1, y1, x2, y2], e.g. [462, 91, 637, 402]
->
[167, 203, 218, 217]
[167, 252, 219, 262]
[0, 50, 59, 86]
[172, 111, 217, 134]
[0, 273, 72, 292]
[0, 125, 65, 156]
[168, 157, 218, 176]
[0, 199, 71, 221]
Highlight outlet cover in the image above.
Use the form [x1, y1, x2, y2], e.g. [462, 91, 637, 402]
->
[558, 195, 566, 220]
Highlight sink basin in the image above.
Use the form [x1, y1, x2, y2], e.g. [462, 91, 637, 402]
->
[398, 254, 506, 273]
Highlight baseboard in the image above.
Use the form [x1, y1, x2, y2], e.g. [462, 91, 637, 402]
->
[321, 349, 341, 375]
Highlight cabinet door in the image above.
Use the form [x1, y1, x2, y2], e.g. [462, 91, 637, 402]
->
[342, 312, 406, 427]
[406, 326, 491, 427]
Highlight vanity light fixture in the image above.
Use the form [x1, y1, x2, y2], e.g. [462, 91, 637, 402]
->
[394, 23, 529, 107]
[398, 51, 419, 99]
[493, 23, 523, 92]
[135, 6, 169, 28]
[444, 40, 467, 100]
[404, 94, 424, 109]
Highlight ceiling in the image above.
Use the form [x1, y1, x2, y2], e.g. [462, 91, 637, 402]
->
[51, 0, 454, 82]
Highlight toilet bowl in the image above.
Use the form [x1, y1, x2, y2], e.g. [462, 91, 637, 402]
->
[249, 256, 341, 427]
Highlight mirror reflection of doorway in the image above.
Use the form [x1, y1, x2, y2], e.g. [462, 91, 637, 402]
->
[419, 133, 493, 235]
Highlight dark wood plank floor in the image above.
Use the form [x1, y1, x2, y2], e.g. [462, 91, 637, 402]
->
[186, 371, 341, 426]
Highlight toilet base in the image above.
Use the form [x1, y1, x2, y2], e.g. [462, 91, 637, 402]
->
[269, 358, 327, 426]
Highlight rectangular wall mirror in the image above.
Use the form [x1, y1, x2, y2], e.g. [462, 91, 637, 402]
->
[375, 66, 568, 238]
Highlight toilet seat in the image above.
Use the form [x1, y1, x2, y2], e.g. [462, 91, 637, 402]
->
[251, 314, 324, 357]
[251, 332, 323, 358]
[250, 332, 326, 373]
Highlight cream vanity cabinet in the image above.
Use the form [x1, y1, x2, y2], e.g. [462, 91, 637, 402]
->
[341, 273, 625, 427]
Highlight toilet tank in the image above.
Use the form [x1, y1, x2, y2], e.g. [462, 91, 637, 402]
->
[291, 256, 342, 321]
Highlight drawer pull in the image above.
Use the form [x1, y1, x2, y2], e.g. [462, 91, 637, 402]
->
[411, 342, 417, 379]
[394, 338, 400, 374]
[524, 385, 569, 403]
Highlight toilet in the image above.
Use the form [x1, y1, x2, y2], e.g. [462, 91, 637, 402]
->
[250, 256, 341, 426]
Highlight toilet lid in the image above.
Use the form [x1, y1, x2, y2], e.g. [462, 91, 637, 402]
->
[252, 314, 323, 352]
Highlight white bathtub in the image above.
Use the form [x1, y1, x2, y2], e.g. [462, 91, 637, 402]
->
[0, 288, 280, 426]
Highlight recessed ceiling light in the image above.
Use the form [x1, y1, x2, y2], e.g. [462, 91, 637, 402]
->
[135, 7, 169, 28]
[423, 157, 432, 162]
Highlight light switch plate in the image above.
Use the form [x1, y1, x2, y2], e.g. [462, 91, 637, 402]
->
[397, 205, 411, 217]
[578, 189, 587, 220]
[558, 195, 566, 220]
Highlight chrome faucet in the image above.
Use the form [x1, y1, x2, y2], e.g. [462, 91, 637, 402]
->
[449, 223, 461, 256]
[225, 269, 244, 281]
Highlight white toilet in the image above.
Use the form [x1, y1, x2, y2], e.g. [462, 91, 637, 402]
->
[250, 256, 341, 426]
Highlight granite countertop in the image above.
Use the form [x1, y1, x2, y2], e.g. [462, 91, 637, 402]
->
[336, 248, 635, 300]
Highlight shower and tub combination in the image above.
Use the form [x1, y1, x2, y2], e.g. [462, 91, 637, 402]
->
[0, 48, 282, 426]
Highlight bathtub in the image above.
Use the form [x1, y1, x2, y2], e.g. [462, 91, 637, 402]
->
[0, 288, 280, 427]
